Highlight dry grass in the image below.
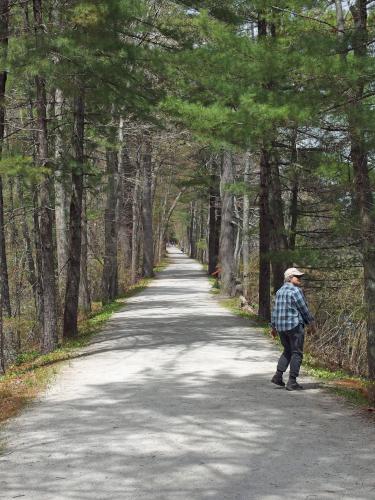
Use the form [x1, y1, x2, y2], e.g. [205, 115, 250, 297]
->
[0, 365, 57, 424]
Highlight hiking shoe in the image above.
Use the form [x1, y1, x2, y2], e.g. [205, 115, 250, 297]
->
[286, 380, 303, 391]
[271, 374, 285, 387]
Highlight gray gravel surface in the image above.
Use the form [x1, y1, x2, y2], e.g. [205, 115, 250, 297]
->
[0, 249, 374, 500]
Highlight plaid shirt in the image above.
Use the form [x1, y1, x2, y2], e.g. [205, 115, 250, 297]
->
[271, 283, 314, 332]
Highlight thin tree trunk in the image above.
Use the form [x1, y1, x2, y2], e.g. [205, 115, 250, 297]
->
[197, 202, 205, 263]
[156, 187, 169, 263]
[79, 190, 91, 313]
[54, 88, 69, 297]
[208, 173, 220, 275]
[257, 14, 272, 319]
[0, 0, 11, 318]
[189, 201, 197, 259]
[288, 131, 299, 252]
[349, 2, 375, 384]
[269, 158, 289, 292]
[131, 162, 141, 285]
[219, 151, 235, 297]
[233, 197, 241, 274]
[258, 148, 271, 320]
[242, 152, 251, 300]
[102, 145, 119, 305]
[17, 178, 41, 319]
[0, 284, 3, 373]
[335, 0, 345, 36]
[142, 133, 154, 278]
[32, 187, 44, 332]
[117, 118, 133, 273]
[63, 90, 85, 338]
[33, 0, 58, 352]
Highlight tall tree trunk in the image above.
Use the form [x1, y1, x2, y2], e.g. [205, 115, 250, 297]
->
[79, 190, 91, 313]
[0, 0, 11, 318]
[131, 161, 141, 285]
[27, 90, 44, 331]
[289, 176, 299, 252]
[32, 187, 44, 332]
[102, 145, 119, 304]
[208, 172, 221, 275]
[269, 158, 289, 292]
[33, 0, 58, 352]
[17, 178, 42, 321]
[233, 197, 241, 274]
[258, 149, 271, 320]
[189, 201, 197, 259]
[142, 133, 154, 278]
[348, 1, 375, 385]
[0, 283, 3, 373]
[156, 187, 169, 263]
[63, 90, 85, 338]
[242, 152, 251, 300]
[117, 118, 133, 275]
[54, 88, 69, 298]
[219, 151, 235, 297]
[335, 0, 345, 36]
[257, 14, 272, 319]
[288, 131, 299, 252]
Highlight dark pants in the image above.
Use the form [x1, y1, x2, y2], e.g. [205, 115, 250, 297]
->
[277, 325, 305, 379]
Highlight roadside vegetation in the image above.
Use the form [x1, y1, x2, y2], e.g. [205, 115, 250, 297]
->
[216, 292, 374, 411]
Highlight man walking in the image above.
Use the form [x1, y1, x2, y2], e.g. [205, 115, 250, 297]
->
[270, 267, 315, 391]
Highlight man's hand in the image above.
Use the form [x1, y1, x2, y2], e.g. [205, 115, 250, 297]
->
[307, 322, 316, 335]
[270, 327, 278, 339]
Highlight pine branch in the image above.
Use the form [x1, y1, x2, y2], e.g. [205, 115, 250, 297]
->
[271, 5, 342, 32]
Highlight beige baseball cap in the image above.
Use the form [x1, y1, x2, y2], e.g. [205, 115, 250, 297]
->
[284, 267, 305, 281]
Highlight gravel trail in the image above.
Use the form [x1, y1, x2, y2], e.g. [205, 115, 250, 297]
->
[0, 248, 374, 500]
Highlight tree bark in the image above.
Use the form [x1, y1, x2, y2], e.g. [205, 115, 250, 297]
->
[335, 0, 345, 37]
[0, 282, 3, 373]
[242, 152, 251, 300]
[141, 133, 154, 278]
[0, 0, 11, 318]
[156, 187, 169, 263]
[33, 0, 58, 352]
[208, 170, 221, 275]
[349, 2, 375, 383]
[102, 145, 119, 304]
[17, 179, 43, 322]
[117, 118, 133, 273]
[32, 187, 44, 332]
[257, 14, 272, 319]
[269, 158, 289, 292]
[234, 199, 241, 276]
[189, 201, 197, 259]
[63, 90, 85, 338]
[258, 149, 271, 320]
[79, 190, 91, 313]
[219, 151, 235, 297]
[54, 88, 69, 298]
[288, 131, 299, 252]
[131, 159, 141, 285]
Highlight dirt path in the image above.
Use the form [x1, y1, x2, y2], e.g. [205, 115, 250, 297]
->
[0, 249, 374, 499]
